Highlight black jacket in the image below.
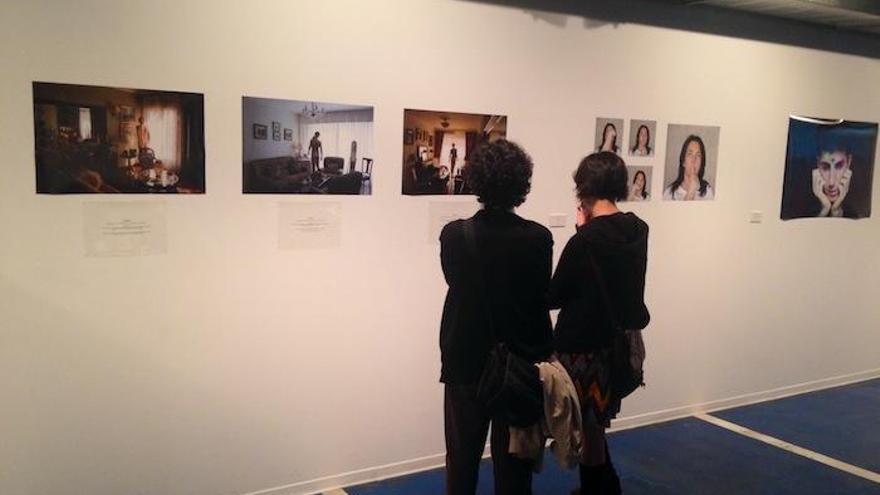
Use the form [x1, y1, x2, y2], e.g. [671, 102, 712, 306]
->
[439, 209, 554, 384]
[549, 212, 650, 353]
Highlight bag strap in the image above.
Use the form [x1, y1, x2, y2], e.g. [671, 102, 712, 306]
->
[462, 217, 498, 344]
[586, 246, 624, 333]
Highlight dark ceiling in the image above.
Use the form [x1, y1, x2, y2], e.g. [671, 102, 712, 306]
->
[461, 0, 880, 58]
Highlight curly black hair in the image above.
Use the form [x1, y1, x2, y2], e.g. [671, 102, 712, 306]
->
[574, 151, 628, 203]
[464, 139, 532, 208]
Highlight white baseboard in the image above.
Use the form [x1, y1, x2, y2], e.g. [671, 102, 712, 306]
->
[610, 367, 880, 432]
[240, 452, 448, 495]
[245, 368, 880, 495]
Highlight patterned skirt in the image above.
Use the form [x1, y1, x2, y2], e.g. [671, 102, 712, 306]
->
[557, 349, 621, 466]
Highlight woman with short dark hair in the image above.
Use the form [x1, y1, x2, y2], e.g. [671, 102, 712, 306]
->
[549, 151, 650, 495]
[439, 139, 553, 494]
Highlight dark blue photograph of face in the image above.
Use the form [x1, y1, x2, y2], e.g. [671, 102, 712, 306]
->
[781, 117, 877, 220]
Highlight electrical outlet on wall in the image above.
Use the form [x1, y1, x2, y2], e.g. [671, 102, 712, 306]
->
[749, 210, 763, 223]
[549, 213, 567, 228]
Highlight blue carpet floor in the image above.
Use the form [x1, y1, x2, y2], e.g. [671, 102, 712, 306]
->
[714, 378, 880, 473]
[347, 379, 880, 494]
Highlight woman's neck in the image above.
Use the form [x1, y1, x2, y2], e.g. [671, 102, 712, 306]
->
[591, 199, 619, 218]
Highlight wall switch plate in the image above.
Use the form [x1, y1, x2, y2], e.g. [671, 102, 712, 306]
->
[549, 213, 567, 228]
[749, 210, 763, 223]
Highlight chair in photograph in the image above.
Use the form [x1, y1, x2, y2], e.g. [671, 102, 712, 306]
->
[324, 171, 363, 194]
[361, 157, 373, 185]
[322, 156, 344, 175]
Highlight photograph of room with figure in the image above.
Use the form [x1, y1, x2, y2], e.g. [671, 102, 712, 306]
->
[242, 97, 374, 194]
[33, 82, 205, 194]
[402, 109, 507, 195]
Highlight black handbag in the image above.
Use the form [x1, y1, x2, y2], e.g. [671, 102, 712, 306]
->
[587, 249, 646, 401]
[463, 219, 543, 428]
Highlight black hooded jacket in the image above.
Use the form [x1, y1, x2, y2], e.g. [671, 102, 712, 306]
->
[548, 212, 650, 353]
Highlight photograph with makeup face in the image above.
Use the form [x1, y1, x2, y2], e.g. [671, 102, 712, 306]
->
[33, 82, 205, 194]
[662, 124, 721, 201]
[628, 120, 656, 157]
[402, 109, 507, 195]
[594, 117, 624, 155]
[624, 166, 653, 202]
[780, 117, 877, 220]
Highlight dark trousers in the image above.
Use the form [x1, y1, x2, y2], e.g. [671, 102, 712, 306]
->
[577, 441, 622, 495]
[444, 383, 533, 495]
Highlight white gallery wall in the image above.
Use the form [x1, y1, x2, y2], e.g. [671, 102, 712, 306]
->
[1, 1, 879, 494]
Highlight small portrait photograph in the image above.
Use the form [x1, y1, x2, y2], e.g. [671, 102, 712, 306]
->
[662, 124, 721, 201]
[253, 124, 268, 140]
[242, 96, 374, 195]
[594, 117, 624, 155]
[402, 109, 507, 195]
[628, 119, 657, 157]
[33, 81, 205, 194]
[781, 116, 877, 220]
[624, 166, 652, 202]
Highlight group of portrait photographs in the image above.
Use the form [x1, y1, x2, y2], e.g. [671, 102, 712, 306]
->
[593, 117, 721, 203]
[29, 82, 878, 220]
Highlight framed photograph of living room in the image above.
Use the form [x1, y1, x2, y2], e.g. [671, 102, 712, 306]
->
[33, 81, 206, 194]
[242, 96, 375, 195]
[401, 108, 507, 195]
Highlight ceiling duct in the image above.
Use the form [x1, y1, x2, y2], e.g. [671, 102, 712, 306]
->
[672, 0, 880, 35]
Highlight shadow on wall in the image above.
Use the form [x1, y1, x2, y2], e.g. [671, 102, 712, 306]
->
[461, 0, 880, 59]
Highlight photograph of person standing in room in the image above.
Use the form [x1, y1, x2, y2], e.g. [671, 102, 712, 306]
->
[241, 97, 375, 195]
[401, 109, 508, 195]
[33, 82, 205, 194]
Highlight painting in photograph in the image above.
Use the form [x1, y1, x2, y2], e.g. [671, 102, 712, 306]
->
[628, 119, 657, 157]
[662, 124, 721, 201]
[402, 109, 507, 195]
[594, 117, 624, 155]
[242, 97, 374, 195]
[33, 82, 205, 193]
[781, 116, 877, 220]
[624, 166, 652, 202]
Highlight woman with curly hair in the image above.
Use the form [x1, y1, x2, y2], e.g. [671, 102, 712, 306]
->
[549, 151, 650, 495]
[439, 139, 553, 494]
